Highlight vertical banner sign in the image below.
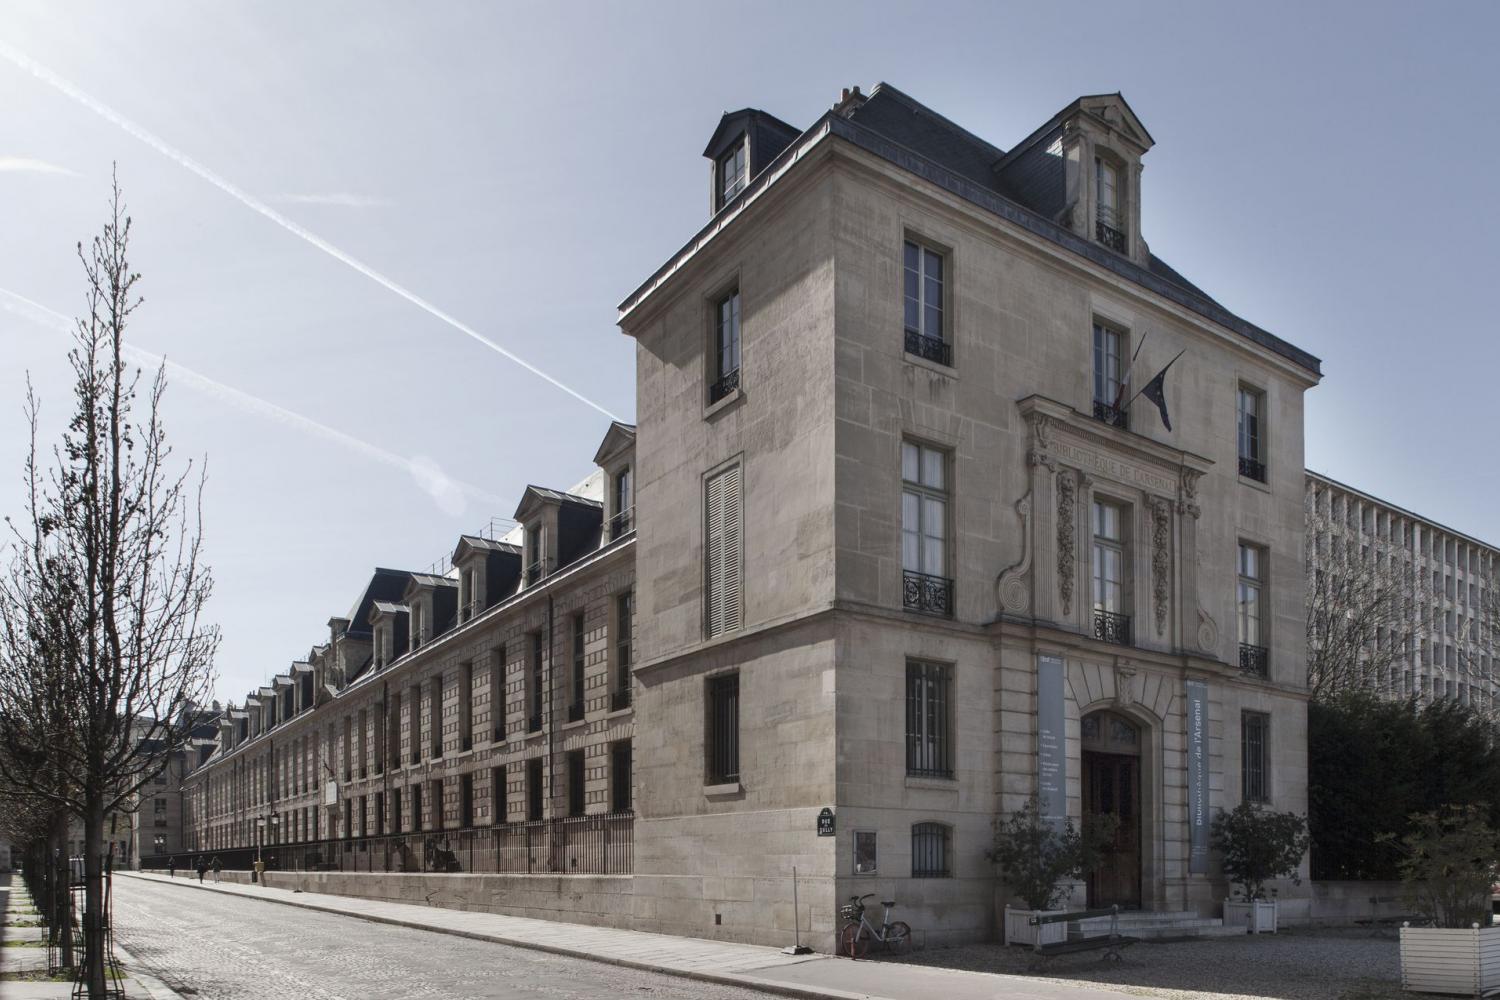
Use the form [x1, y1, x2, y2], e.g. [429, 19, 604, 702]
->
[1186, 679, 1210, 874]
[1036, 654, 1067, 829]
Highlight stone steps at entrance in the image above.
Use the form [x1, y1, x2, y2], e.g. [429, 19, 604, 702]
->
[1072, 910, 1243, 940]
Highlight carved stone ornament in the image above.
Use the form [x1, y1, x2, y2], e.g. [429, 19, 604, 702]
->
[1151, 497, 1172, 637]
[1179, 468, 1202, 520]
[997, 492, 1033, 614]
[1056, 471, 1076, 616]
[1114, 659, 1137, 707]
[1027, 413, 1055, 471]
[1196, 608, 1219, 654]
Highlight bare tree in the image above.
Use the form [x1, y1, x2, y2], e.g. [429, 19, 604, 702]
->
[1305, 497, 1431, 702]
[0, 173, 219, 998]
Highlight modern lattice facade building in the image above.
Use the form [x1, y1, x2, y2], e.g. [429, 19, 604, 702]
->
[1305, 471, 1499, 709]
[177, 83, 1327, 947]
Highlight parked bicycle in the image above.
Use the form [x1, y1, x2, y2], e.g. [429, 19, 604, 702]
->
[838, 893, 911, 958]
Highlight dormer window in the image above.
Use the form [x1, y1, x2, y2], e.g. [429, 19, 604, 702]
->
[411, 604, 423, 650]
[460, 568, 477, 622]
[526, 524, 546, 584]
[1095, 157, 1126, 253]
[611, 466, 633, 540]
[716, 137, 748, 211]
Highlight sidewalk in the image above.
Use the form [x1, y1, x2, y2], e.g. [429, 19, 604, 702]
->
[120, 871, 1129, 1000]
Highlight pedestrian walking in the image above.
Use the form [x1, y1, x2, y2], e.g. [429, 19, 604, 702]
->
[210, 856, 221, 883]
[167, 855, 176, 879]
[195, 856, 207, 883]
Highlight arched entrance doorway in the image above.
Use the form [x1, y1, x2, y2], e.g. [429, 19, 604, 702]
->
[1081, 709, 1142, 908]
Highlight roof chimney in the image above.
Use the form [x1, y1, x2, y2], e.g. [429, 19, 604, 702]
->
[834, 85, 866, 117]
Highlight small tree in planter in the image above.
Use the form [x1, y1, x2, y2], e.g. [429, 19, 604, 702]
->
[1211, 802, 1310, 933]
[988, 799, 1116, 945]
[1387, 805, 1500, 995]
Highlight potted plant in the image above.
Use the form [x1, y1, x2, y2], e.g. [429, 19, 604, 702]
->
[1389, 805, 1500, 996]
[1211, 802, 1309, 933]
[988, 799, 1116, 946]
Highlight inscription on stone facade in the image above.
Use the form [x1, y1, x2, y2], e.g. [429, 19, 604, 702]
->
[1053, 440, 1176, 494]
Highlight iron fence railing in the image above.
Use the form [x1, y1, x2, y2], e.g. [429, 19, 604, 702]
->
[141, 812, 634, 876]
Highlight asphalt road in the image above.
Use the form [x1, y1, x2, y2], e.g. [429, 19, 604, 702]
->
[112, 876, 772, 1000]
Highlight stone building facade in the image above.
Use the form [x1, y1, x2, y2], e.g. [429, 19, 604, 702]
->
[1305, 471, 1498, 708]
[179, 84, 1323, 948]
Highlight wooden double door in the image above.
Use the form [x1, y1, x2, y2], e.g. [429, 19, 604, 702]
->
[1081, 711, 1142, 909]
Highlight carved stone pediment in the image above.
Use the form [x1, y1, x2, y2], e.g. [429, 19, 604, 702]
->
[1016, 395, 1212, 498]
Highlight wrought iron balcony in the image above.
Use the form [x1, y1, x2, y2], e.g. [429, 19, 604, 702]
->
[904, 329, 953, 367]
[1093, 400, 1128, 429]
[903, 570, 954, 618]
[568, 700, 585, 723]
[709, 367, 741, 404]
[611, 687, 632, 712]
[1238, 456, 1267, 483]
[1240, 643, 1269, 678]
[609, 506, 634, 540]
[1093, 608, 1132, 646]
[1096, 219, 1127, 254]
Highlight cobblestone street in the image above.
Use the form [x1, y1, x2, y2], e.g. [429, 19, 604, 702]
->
[111, 877, 772, 1000]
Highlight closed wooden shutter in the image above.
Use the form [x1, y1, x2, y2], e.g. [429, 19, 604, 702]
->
[706, 465, 742, 637]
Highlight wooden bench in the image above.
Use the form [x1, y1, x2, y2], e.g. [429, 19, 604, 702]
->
[1028, 906, 1138, 968]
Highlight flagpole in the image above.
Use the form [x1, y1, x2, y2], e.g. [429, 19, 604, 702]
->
[1124, 349, 1185, 408]
[1113, 330, 1149, 410]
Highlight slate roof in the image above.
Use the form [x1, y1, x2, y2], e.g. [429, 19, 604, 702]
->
[621, 82, 1321, 377]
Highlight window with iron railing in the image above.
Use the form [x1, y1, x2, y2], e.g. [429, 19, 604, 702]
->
[902, 440, 952, 618]
[911, 822, 951, 878]
[1092, 500, 1131, 645]
[1092, 323, 1128, 428]
[1094, 157, 1126, 253]
[1238, 543, 1268, 677]
[609, 506, 635, 540]
[707, 673, 740, 785]
[1242, 711, 1270, 802]
[1237, 386, 1266, 482]
[711, 290, 741, 404]
[906, 661, 953, 778]
[903, 239, 950, 367]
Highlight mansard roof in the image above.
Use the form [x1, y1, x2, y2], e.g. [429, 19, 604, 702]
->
[452, 534, 521, 563]
[514, 485, 603, 522]
[622, 82, 1321, 378]
[342, 567, 414, 638]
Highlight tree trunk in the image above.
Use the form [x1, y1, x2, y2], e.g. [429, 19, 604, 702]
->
[82, 795, 106, 998]
[48, 810, 73, 969]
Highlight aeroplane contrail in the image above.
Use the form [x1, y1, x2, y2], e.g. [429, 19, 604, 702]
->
[0, 39, 623, 424]
[0, 288, 506, 516]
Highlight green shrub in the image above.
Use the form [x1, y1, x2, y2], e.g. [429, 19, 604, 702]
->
[1211, 801, 1310, 901]
[988, 798, 1117, 911]
[1384, 804, 1500, 929]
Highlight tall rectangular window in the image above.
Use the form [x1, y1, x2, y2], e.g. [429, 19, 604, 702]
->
[1238, 386, 1266, 481]
[611, 467, 633, 538]
[1242, 711, 1270, 803]
[711, 289, 741, 403]
[906, 661, 953, 778]
[1238, 544, 1268, 676]
[716, 139, 747, 210]
[903, 240, 949, 365]
[901, 441, 952, 617]
[567, 750, 586, 817]
[526, 757, 544, 822]
[528, 631, 544, 732]
[429, 675, 443, 758]
[491, 646, 506, 742]
[491, 766, 507, 825]
[411, 783, 422, 832]
[411, 604, 424, 650]
[707, 673, 740, 785]
[459, 773, 474, 828]
[570, 613, 586, 722]
[1092, 500, 1130, 644]
[705, 465, 743, 637]
[1092, 323, 1127, 427]
[611, 740, 633, 814]
[459, 661, 473, 751]
[526, 524, 545, 583]
[613, 591, 633, 711]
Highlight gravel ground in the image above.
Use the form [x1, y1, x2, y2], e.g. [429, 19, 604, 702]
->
[894, 926, 1406, 1000]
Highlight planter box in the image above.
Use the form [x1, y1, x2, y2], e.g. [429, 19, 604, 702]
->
[1224, 898, 1279, 934]
[1400, 924, 1500, 996]
[1004, 905, 1068, 947]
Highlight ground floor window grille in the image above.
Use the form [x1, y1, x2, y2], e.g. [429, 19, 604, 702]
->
[911, 822, 951, 878]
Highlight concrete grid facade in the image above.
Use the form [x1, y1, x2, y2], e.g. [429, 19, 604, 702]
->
[178, 83, 1327, 949]
[1306, 471, 1499, 708]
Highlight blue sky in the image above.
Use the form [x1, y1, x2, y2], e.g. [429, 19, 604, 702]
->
[2, 1, 1496, 703]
